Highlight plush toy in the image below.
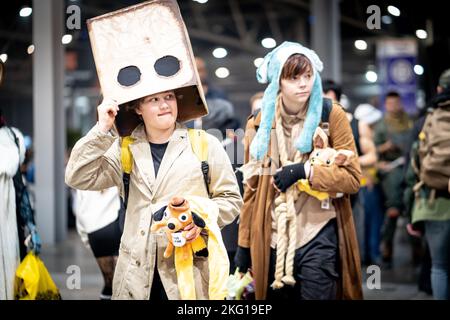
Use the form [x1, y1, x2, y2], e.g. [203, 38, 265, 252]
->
[151, 197, 208, 259]
[151, 196, 230, 300]
[297, 127, 354, 201]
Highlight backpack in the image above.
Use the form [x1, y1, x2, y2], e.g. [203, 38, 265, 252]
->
[118, 129, 210, 232]
[418, 106, 450, 190]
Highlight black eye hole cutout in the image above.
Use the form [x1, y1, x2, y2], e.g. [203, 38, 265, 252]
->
[117, 66, 141, 87]
[154, 55, 180, 77]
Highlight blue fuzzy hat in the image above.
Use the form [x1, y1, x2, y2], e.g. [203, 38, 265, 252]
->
[250, 41, 324, 160]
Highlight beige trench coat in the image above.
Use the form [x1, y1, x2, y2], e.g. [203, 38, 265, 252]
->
[65, 122, 242, 300]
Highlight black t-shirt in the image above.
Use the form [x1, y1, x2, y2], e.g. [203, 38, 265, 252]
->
[149, 142, 169, 178]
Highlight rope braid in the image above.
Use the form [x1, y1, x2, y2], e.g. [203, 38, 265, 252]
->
[271, 95, 302, 289]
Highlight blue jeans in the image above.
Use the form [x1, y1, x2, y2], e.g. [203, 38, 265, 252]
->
[361, 186, 384, 264]
[424, 220, 450, 300]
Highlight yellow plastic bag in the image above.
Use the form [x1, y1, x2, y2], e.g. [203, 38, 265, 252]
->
[14, 252, 61, 300]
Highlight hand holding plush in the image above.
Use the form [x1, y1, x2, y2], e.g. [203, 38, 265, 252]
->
[273, 163, 306, 193]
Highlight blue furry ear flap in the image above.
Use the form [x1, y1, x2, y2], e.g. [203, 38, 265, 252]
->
[249, 81, 278, 160]
[295, 73, 324, 154]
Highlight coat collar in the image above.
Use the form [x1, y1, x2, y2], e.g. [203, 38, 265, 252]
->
[128, 122, 189, 195]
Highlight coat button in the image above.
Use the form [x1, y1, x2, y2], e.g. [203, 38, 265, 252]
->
[151, 199, 157, 204]
[136, 260, 141, 267]
[140, 230, 145, 236]
[129, 291, 133, 298]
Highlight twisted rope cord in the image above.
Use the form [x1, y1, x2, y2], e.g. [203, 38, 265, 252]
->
[271, 95, 301, 289]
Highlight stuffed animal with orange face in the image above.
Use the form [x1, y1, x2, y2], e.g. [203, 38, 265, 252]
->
[297, 127, 354, 200]
[151, 197, 208, 259]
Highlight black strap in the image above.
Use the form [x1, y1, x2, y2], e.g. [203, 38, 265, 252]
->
[122, 173, 130, 210]
[201, 161, 212, 198]
[321, 98, 332, 123]
[350, 117, 362, 156]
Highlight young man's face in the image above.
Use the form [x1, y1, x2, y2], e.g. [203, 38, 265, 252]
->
[323, 90, 338, 101]
[385, 96, 402, 114]
[136, 90, 178, 131]
[280, 67, 314, 109]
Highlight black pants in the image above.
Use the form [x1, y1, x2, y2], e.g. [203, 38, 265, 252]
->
[267, 218, 339, 300]
[87, 217, 122, 258]
[149, 268, 168, 300]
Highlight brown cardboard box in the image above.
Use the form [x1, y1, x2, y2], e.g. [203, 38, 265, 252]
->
[87, 0, 208, 135]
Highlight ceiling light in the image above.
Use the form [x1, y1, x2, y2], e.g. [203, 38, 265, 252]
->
[19, 7, 32, 17]
[62, 34, 73, 45]
[215, 67, 230, 79]
[416, 29, 428, 39]
[387, 5, 400, 17]
[261, 38, 276, 49]
[414, 65, 424, 75]
[365, 70, 378, 83]
[212, 48, 227, 58]
[354, 40, 368, 50]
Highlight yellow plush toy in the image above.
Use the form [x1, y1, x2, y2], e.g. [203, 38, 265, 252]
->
[297, 127, 354, 200]
[151, 196, 229, 300]
[151, 196, 208, 260]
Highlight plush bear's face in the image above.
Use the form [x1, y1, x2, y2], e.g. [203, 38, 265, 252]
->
[310, 147, 339, 167]
[163, 207, 193, 233]
[310, 127, 354, 167]
[151, 197, 206, 234]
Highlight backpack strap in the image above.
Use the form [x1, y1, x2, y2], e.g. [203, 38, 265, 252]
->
[320, 98, 332, 136]
[120, 136, 135, 175]
[188, 128, 211, 198]
[120, 136, 135, 211]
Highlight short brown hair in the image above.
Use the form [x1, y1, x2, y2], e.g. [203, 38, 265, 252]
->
[122, 97, 145, 113]
[280, 54, 312, 81]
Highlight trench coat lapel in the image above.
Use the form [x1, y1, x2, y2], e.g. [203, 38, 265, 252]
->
[129, 125, 156, 194]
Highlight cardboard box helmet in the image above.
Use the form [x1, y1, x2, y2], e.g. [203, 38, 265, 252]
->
[87, 0, 208, 136]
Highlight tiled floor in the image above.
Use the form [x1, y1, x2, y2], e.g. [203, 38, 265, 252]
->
[40, 217, 433, 300]
[40, 230, 103, 300]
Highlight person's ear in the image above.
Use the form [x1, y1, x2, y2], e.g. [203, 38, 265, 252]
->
[135, 106, 142, 116]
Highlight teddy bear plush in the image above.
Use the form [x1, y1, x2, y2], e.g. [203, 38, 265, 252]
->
[151, 196, 208, 259]
[297, 126, 354, 200]
[151, 196, 231, 300]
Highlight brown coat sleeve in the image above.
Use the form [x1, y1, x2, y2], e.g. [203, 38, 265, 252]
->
[237, 115, 259, 248]
[311, 104, 362, 194]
